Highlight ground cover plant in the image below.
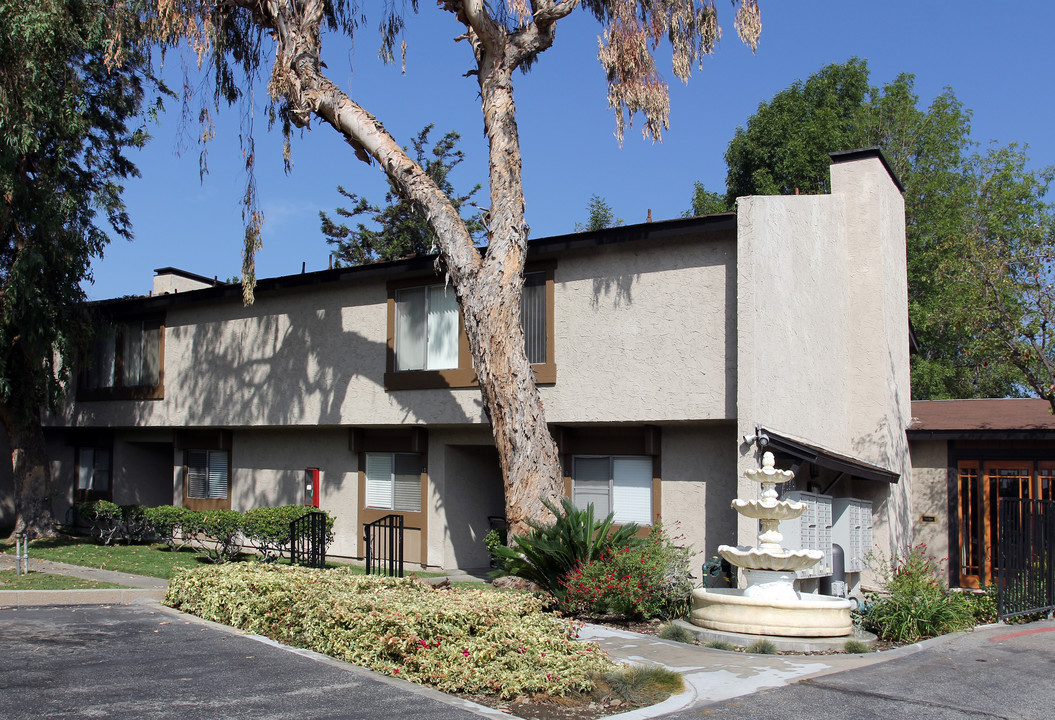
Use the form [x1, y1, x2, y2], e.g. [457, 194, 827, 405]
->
[0, 569, 127, 591]
[165, 564, 614, 700]
[862, 544, 976, 642]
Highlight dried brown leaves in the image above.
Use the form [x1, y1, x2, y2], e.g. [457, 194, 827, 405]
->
[596, 0, 762, 143]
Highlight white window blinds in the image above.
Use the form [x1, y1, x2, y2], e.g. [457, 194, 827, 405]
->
[522, 272, 546, 364]
[187, 450, 228, 500]
[572, 455, 653, 525]
[365, 453, 422, 512]
[426, 286, 459, 370]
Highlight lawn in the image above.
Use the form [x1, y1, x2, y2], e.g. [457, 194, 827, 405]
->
[0, 534, 439, 580]
[0, 569, 128, 590]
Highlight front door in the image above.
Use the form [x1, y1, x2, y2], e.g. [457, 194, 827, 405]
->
[957, 460, 1036, 588]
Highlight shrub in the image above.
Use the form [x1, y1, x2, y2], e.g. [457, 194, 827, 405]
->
[144, 505, 199, 551]
[491, 498, 643, 603]
[746, 639, 777, 654]
[593, 665, 683, 706]
[843, 639, 870, 654]
[194, 510, 245, 563]
[243, 506, 335, 563]
[559, 522, 694, 620]
[704, 640, 736, 651]
[656, 623, 695, 644]
[862, 544, 976, 643]
[165, 564, 614, 699]
[77, 500, 123, 545]
[120, 505, 153, 544]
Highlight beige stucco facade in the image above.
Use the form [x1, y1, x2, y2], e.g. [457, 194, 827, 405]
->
[21, 149, 913, 588]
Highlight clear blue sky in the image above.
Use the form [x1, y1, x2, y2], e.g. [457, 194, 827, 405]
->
[87, 1, 1055, 300]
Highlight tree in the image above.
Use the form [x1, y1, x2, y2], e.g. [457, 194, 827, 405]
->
[0, 0, 158, 537]
[574, 195, 622, 232]
[721, 59, 1025, 400]
[147, 1, 764, 537]
[685, 182, 731, 216]
[321, 125, 484, 267]
[959, 146, 1055, 410]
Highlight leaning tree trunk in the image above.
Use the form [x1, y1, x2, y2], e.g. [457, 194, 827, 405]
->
[0, 406, 57, 539]
[251, 0, 567, 538]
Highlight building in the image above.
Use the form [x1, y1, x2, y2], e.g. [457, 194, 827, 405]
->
[6, 149, 913, 588]
[910, 398, 1055, 588]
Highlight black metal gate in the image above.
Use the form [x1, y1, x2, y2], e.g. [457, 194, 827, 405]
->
[998, 498, 1055, 619]
[289, 511, 327, 569]
[364, 514, 404, 577]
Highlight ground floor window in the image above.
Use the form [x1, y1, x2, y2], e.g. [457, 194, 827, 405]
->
[75, 446, 111, 501]
[365, 452, 423, 513]
[571, 455, 653, 525]
[186, 449, 229, 501]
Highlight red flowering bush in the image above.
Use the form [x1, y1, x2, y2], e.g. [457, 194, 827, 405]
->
[560, 523, 693, 620]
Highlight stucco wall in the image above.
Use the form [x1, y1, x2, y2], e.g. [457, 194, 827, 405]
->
[735, 153, 913, 557]
[55, 228, 735, 432]
[909, 439, 951, 567]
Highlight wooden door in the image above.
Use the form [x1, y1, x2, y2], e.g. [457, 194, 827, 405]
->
[959, 460, 1035, 588]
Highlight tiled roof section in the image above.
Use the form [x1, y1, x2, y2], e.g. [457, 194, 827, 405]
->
[910, 399, 1055, 431]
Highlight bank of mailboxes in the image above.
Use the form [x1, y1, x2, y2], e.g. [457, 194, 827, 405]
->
[777, 493, 873, 579]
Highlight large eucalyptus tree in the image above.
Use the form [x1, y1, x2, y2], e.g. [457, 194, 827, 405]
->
[145, 0, 764, 535]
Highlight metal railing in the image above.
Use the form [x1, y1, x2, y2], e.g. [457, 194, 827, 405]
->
[364, 514, 404, 577]
[998, 498, 1055, 619]
[289, 511, 328, 569]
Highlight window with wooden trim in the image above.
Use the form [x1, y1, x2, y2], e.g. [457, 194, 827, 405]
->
[186, 450, 229, 501]
[365, 452, 423, 513]
[385, 266, 555, 390]
[571, 455, 654, 525]
[79, 317, 164, 400]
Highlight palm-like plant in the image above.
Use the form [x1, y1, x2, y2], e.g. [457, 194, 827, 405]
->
[491, 497, 642, 603]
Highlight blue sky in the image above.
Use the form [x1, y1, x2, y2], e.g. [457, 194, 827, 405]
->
[88, 1, 1055, 300]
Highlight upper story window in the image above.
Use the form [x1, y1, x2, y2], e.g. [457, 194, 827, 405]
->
[79, 316, 164, 400]
[385, 265, 555, 390]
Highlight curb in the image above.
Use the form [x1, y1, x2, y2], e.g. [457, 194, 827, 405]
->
[0, 587, 168, 606]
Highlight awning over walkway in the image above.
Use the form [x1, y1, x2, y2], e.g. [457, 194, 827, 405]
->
[760, 427, 900, 484]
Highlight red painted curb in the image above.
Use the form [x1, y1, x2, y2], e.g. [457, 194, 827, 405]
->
[988, 627, 1055, 642]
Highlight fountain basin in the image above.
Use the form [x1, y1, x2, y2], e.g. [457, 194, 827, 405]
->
[718, 545, 824, 572]
[731, 498, 806, 520]
[689, 587, 853, 637]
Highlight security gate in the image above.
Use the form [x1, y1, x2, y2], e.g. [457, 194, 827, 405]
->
[998, 498, 1055, 619]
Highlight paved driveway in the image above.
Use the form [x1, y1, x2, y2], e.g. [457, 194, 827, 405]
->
[667, 622, 1055, 720]
[0, 604, 498, 720]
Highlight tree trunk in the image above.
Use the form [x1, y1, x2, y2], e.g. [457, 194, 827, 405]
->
[0, 406, 56, 539]
[255, 0, 567, 538]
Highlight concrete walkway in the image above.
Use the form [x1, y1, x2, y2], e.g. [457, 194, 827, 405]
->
[0, 552, 961, 719]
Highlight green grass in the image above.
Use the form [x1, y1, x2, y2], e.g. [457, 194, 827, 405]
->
[746, 639, 778, 654]
[704, 640, 737, 651]
[0, 569, 128, 590]
[843, 639, 870, 654]
[593, 665, 684, 706]
[1, 535, 365, 580]
[657, 623, 696, 644]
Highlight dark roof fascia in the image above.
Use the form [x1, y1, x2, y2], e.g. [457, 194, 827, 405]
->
[153, 267, 219, 286]
[829, 147, 906, 194]
[762, 427, 901, 484]
[89, 214, 737, 313]
[906, 429, 1055, 441]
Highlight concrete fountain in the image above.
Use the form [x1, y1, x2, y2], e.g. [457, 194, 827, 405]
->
[689, 452, 853, 637]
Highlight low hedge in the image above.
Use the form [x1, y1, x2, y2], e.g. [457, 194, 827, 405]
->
[76, 502, 334, 564]
[165, 564, 613, 699]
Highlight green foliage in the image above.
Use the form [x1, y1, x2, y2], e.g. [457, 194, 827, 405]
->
[0, 0, 162, 427]
[843, 639, 870, 654]
[194, 510, 245, 564]
[143, 505, 199, 552]
[164, 564, 614, 700]
[746, 639, 777, 654]
[863, 544, 976, 643]
[242, 506, 335, 562]
[703, 640, 736, 651]
[321, 125, 484, 266]
[656, 623, 695, 644]
[685, 182, 732, 216]
[721, 58, 1031, 400]
[559, 522, 694, 619]
[574, 195, 623, 232]
[593, 665, 684, 706]
[76, 500, 123, 545]
[490, 498, 643, 604]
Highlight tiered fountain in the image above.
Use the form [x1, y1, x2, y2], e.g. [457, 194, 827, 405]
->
[689, 452, 853, 637]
